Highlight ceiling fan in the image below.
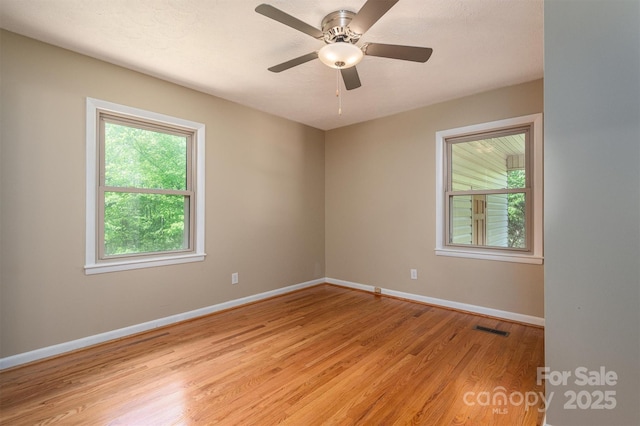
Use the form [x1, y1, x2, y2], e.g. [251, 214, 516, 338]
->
[255, 0, 433, 91]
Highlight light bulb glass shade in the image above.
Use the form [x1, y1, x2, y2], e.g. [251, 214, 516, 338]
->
[318, 43, 364, 69]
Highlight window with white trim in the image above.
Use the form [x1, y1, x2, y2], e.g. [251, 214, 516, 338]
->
[85, 98, 205, 274]
[435, 114, 543, 264]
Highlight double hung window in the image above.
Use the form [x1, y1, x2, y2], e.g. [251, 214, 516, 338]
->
[85, 99, 205, 274]
[435, 114, 543, 264]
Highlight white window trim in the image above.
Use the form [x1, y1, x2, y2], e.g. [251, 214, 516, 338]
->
[435, 113, 543, 264]
[85, 98, 206, 274]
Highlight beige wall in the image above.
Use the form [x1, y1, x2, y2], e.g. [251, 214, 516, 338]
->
[0, 29, 544, 360]
[0, 31, 326, 357]
[325, 80, 544, 317]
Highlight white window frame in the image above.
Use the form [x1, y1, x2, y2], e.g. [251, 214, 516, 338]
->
[435, 114, 543, 264]
[85, 98, 206, 274]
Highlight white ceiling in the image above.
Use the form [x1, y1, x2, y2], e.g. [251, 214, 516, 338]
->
[0, 0, 543, 130]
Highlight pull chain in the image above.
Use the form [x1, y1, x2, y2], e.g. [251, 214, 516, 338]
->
[336, 69, 342, 116]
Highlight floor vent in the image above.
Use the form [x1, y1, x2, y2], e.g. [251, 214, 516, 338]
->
[473, 325, 509, 337]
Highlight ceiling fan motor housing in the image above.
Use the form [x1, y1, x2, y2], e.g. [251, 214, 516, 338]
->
[322, 10, 361, 44]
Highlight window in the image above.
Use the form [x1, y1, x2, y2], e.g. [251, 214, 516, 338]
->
[435, 114, 543, 264]
[85, 98, 205, 274]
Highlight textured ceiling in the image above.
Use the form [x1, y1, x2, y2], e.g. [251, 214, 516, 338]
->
[0, 0, 543, 130]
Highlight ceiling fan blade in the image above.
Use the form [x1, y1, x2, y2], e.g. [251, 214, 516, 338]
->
[341, 67, 362, 90]
[349, 0, 400, 35]
[364, 43, 433, 62]
[268, 52, 319, 73]
[255, 4, 324, 39]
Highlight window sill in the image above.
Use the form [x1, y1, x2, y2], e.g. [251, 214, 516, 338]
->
[435, 248, 543, 264]
[85, 253, 206, 275]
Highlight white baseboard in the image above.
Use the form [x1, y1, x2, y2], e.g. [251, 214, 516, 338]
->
[1, 277, 544, 370]
[0, 278, 324, 370]
[325, 277, 545, 327]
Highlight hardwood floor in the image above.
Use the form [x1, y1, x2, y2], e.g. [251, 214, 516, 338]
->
[0, 284, 545, 425]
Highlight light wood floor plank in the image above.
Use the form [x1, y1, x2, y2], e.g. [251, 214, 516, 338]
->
[0, 284, 545, 425]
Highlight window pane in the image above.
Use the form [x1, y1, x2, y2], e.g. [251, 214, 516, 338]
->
[451, 133, 526, 191]
[104, 192, 189, 256]
[449, 193, 526, 248]
[104, 122, 187, 190]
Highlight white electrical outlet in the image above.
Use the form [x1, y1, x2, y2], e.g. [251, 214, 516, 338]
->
[410, 269, 418, 280]
[232, 272, 238, 285]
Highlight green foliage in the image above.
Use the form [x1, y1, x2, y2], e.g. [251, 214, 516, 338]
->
[507, 170, 526, 248]
[103, 123, 189, 256]
[104, 123, 187, 190]
[104, 193, 187, 256]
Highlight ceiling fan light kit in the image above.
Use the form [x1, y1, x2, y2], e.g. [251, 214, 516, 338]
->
[318, 43, 363, 69]
[255, 0, 433, 113]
